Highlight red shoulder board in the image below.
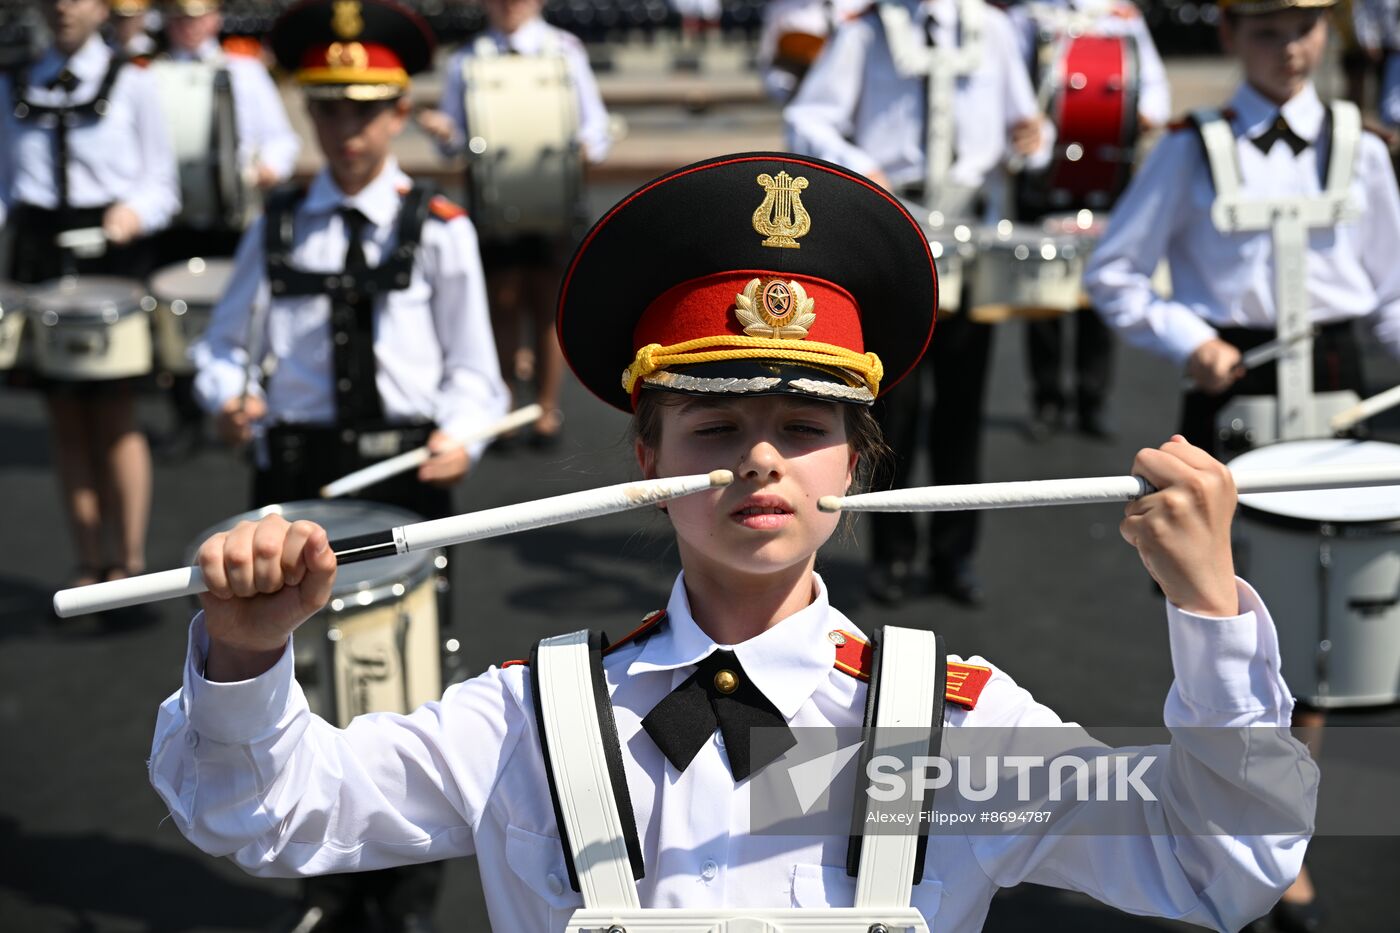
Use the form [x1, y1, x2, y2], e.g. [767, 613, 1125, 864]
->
[429, 195, 467, 222]
[499, 610, 667, 668]
[944, 661, 992, 709]
[129, 54, 152, 69]
[830, 630, 992, 710]
[221, 36, 263, 59]
[848, 4, 877, 21]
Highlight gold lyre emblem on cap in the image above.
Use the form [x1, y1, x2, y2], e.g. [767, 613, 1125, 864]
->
[735, 277, 816, 340]
[325, 41, 369, 70]
[332, 0, 365, 39]
[753, 171, 811, 249]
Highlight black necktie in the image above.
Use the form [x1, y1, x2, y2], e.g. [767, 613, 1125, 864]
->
[1251, 112, 1308, 156]
[331, 207, 384, 423]
[50, 68, 80, 270]
[641, 650, 796, 781]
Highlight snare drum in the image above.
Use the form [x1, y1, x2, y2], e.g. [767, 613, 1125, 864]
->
[1215, 392, 1363, 455]
[461, 48, 582, 241]
[150, 258, 235, 375]
[0, 282, 28, 371]
[29, 277, 154, 381]
[188, 501, 445, 727]
[901, 202, 976, 313]
[969, 221, 1086, 323]
[1233, 439, 1400, 707]
[149, 60, 247, 230]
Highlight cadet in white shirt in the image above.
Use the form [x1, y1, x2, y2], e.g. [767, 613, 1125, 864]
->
[1006, 0, 1171, 441]
[0, 0, 179, 593]
[784, 0, 1047, 608]
[419, 0, 611, 447]
[1082, 0, 1400, 457]
[756, 0, 868, 102]
[109, 0, 158, 57]
[152, 151, 1315, 933]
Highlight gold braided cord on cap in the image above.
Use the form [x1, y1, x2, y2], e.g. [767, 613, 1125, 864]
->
[621, 335, 884, 397]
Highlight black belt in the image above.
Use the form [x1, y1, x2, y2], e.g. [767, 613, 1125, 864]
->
[260, 420, 435, 501]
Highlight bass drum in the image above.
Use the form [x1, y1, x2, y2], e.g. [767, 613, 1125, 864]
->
[29, 277, 154, 381]
[149, 257, 235, 375]
[187, 500, 445, 727]
[462, 49, 582, 241]
[149, 60, 248, 230]
[1233, 439, 1400, 707]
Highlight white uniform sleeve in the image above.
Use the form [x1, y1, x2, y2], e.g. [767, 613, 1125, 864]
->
[562, 35, 612, 163]
[965, 579, 1316, 932]
[231, 57, 301, 183]
[1354, 133, 1400, 358]
[192, 221, 270, 412]
[1083, 129, 1220, 364]
[988, 7, 1054, 170]
[419, 213, 510, 458]
[1129, 13, 1171, 127]
[1383, 52, 1400, 128]
[149, 614, 532, 875]
[122, 65, 181, 233]
[783, 17, 887, 179]
[435, 49, 469, 158]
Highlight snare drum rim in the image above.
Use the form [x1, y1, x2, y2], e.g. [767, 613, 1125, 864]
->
[28, 278, 151, 323]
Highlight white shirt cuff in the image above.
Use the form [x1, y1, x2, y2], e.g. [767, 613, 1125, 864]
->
[1161, 310, 1221, 367]
[184, 612, 297, 744]
[1165, 577, 1289, 714]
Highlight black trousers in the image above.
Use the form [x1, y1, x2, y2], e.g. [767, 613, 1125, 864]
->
[1178, 321, 1365, 457]
[1025, 308, 1114, 415]
[871, 308, 994, 569]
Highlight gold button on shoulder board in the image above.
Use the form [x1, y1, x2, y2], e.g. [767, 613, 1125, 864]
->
[713, 670, 739, 694]
[827, 630, 847, 646]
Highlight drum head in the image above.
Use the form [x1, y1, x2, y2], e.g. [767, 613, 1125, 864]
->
[187, 500, 435, 597]
[150, 258, 235, 306]
[28, 277, 149, 322]
[1235, 439, 1400, 523]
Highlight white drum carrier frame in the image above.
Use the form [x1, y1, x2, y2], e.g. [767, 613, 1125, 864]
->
[532, 626, 946, 933]
[878, 0, 984, 204]
[1194, 102, 1362, 442]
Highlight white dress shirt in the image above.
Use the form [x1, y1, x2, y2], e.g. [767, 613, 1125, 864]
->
[151, 570, 1313, 932]
[167, 39, 301, 183]
[1084, 82, 1400, 365]
[1006, 0, 1171, 127]
[757, 0, 870, 102]
[0, 33, 180, 232]
[191, 158, 509, 457]
[784, 0, 1047, 192]
[436, 18, 612, 164]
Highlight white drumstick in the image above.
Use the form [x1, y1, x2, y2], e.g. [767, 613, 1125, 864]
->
[52, 469, 733, 618]
[1179, 329, 1317, 390]
[319, 404, 545, 498]
[56, 227, 108, 258]
[818, 462, 1400, 513]
[1330, 383, 1400, 434]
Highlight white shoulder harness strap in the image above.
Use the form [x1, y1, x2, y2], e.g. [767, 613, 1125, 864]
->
[534, 624, 945, 932]
[1191, 101, 1363, 440]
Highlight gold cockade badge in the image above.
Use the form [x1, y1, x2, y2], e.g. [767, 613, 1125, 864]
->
[752, 171, 811, 249]
[325, 41, 369, 70]
[332, 0, 365, 39]
[735, 278, 816, 339]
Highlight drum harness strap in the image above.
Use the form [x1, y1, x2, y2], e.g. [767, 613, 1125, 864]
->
[529, 622, 946, 932]
[262, 181, 434, 428]
[12, 53, 128, 270]
[878, 0, 983, 208]
[1192, 101, 1361, 441]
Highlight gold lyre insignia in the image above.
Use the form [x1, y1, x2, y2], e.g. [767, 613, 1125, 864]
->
[753, 171, 811, 249]
[326, 41, 369, 70]
[735, 278, 816, 339]
[332, 0, 365, 39]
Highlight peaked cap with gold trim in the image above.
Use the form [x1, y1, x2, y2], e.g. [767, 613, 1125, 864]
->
[1216, 0, 1334, 15]
[270, 0, 434, 101]
[558, 153, 938, 412]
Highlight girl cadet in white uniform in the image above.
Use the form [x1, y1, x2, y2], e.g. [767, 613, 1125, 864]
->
[151, 152, 1315, 933]
[0, 0, 179, 593]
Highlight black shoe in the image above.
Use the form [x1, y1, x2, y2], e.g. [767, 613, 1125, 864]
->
[930, 561, 984, 608]
[1270, 899, 1326, 933]
[866, 561, 912, 606]
[1076, 408, 1116, 441]
[1025, 402, 1063, 442]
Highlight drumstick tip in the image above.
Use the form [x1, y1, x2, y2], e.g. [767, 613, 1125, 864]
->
[708, 469, 734, 487]
[817, 495, 843, 513]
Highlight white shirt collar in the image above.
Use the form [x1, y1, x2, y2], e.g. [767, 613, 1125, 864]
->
[170, 39, 223, 63]
[302, 157, 409, 229]
[490, 16, 549, 53]
[1231, 81, 1325, 143]
[35, 33, 110, 85]
[628, 572, 843, 720]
